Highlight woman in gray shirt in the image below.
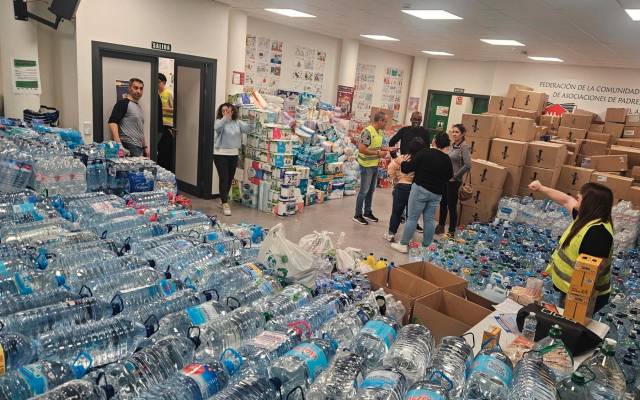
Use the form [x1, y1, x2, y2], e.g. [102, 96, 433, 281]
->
[436, 123, 471, 237]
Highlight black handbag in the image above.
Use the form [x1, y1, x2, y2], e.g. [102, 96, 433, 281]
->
[516, 303, 603, 356]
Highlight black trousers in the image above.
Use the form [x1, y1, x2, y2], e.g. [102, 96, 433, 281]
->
[439, 180, 461, 233]
[157, 126, 174, 172]
[388, 183, 412, 234]
[213, 155, 238, 204]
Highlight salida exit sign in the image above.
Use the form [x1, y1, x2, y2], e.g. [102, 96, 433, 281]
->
[151, 41, 171, 51]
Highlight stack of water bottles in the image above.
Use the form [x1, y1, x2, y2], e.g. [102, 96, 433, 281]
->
[611, 200, 640, 252]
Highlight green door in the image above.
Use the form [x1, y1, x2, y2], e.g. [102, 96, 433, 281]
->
[472, 96, 489, 114]
[425, 93, 452, 143]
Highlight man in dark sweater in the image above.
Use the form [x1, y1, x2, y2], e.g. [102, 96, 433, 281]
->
[391, 132, 453, 253]
[389, 111, 429, 155]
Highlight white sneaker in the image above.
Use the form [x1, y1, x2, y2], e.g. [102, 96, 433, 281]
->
[222, 203, 231, 216]
[383, 233, 395, 242]
[391, 242, 408, 253]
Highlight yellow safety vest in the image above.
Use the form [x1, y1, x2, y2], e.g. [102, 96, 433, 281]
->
[159, 90, 173, 127]
[357, 125, 383, 167]
[546, 218, 613, 295]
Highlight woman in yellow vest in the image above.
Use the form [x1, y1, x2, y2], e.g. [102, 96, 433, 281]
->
[528, 180, 614, 313]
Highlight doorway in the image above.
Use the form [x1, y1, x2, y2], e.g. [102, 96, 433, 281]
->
[424, 90, 490, 141]
[91, 41, 216, 198]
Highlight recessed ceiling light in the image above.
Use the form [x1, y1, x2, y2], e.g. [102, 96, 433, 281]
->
[480, 39, 525, 46]
[528, 56, 563, 62]
[360, 34, 399, 41]
[422, 51, 454, 56]
[625, 9, 640, 21]
[401, 10, 462, 20]
[264, 9, 316, 18]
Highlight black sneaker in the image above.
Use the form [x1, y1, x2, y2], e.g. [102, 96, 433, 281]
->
[363, 213, 379, 223]
[353, 215, 368, 225]
[416, 224, 424, 233]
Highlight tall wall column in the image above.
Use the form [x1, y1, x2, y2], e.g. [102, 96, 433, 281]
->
[226, 10, 248, 97]
[406, 55, 428, 124]
[337, 38, 359, 87]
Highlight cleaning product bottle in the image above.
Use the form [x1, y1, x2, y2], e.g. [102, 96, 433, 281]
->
[367, 253, 376, 268]
[375, 258, 386, 271]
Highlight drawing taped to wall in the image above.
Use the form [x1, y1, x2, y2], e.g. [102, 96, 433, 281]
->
[353, 63, 377, 122]
[290, 46, 326, 95]
[244, 34, 283, 95]
[381, 66, 404, 121]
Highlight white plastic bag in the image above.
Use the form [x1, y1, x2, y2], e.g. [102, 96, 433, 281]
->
[258, 223, 317, 288]
[298, 230, 335, 256]
[336, 246, 364, 273]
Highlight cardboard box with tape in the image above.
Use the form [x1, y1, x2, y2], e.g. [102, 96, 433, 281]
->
[590, 172, 633, 199]
[526, 141, 568, 169]
[507, 83, 533, 99]
[604, 122, 625, 138]
[506, 108, 540, 121]
[488, 96, 514, 114]
[556, 165, 594, 192]
[626, 114, 640, 127]
[514, 90, 548, 112]
[558, 126, 587, 142]
[623, 126, 640, 139]
[502, 165, 524, 196]
[627, 186, 640, 209]
[522, 165, 561, 188]
[469, 159, 507, 190]
[560, 113, 593, 130]
[587, 132, 613, 145]
[497, 116, 536, 142]
[462, 185, 503, 211]
[540, 115, 561, 131]
[616, 138, 640, 148]
[517, 185, 547, 200]
[631, 166, 640, 183]
[590, 123, 605, 133]
[582, 155, 628, 173]
[489, 138, 529, 167]
[468, 137, 492, 160]
[564, 254, 603, 325]
[399, 262, 468, 297]
[609, 145, 640, 168]
[605, 108, 628, 123]
[577, 139, 609, 157]
[462, 114, 497, 138]
[460, 204, 495, 225]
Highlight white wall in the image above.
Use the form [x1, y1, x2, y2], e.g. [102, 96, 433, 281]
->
[357, 44, 413, 123]
[246, 17, 341, 104]
[424, 59, 497, 95]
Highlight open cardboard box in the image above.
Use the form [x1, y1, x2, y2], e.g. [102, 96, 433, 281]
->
[399, 261, 468, 297]
[412, 290, 493, 343]
[366, 268, 439, 324]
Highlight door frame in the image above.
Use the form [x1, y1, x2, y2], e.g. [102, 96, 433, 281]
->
[423, 89, 490, 127]
[91, 41, 216, 198]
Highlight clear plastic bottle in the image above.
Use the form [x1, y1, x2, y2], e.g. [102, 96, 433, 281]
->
[404, 371, 453, 400]
[382, 324, 434, 386]
[152, 300, 225, 341]
[0, 288, 79, 317]
[0, 333, 37, 373]
[464, 345, 513, 400]
[319, 299, 379, 348]
[557, 370, 592, 400]
[521, 312, 538, 341]
[428, 335, 474, 398]
[351, 315, 400, 370]
[354, 367, 408, 400]
[0, 360, 75, 400]
[533, 324, 574, 382]
[508, 351, 556, 400]
[29, 379, 106, 400]
[306, 349, 365, 400]
[210, 374, 279, 400]
[137, 360, 229, 399]
[583, 338, 626, 400]
[197, 307, 266, 359]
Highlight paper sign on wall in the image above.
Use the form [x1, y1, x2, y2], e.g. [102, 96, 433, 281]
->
[408, 97, 420, 114]
[456, 96, 464, 105]
[232, 71, 245, 85]
[12, 58, 41, 95]
[436, 106, 449, 117]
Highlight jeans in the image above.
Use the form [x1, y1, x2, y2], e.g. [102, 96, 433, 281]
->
[213, 155, 239, 204]
[122, 142, 144, 157]
[355, 166, 378, 216]
[389, 183, 411, 234]
[439, 180, 462, 233]
[401, 184, 442, 246]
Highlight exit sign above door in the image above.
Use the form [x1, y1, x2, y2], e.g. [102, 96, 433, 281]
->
[151, 41, 171, 51]
[453, 88, 465, 94]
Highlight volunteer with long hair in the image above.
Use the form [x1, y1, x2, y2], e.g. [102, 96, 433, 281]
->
[528, 180, 614, 312]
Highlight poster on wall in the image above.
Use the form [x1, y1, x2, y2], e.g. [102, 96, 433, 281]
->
[353, 63, 377, 122]
[290, 46, 326, 95]
[336, 85, 355, 119]
[244, 35, 283, 95]
[115, 80, 130, 100]
[11, 58, 41, 95]
[408, 96, 420, 115]
[381, 66, 404, 121]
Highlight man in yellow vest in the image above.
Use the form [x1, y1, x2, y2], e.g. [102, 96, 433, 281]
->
[353, 111, 396, 225]
[157, 73, 175, 171]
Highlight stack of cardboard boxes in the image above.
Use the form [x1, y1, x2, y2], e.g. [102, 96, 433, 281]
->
[518, 141, 567, 199]
[462, 159, 507, 224]
[564, 254, 602, 325]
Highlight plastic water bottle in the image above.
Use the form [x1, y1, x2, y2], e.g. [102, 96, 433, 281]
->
[152, 300, 225, 341]
[404, 371, 453, 400]
[408, 242, 421, 262]
[533, 324, 573, 382]
[210, 374, 279, 400]
[268, 338, 337, 400]
[0, 297, 118, 337]
[583, 338, 627, 399]
[428, 336, 474, 398]
[354, 367, 408, 400]
[29, 379, 106, 400]
[508, 351, 556, 400]
[351, 315, 400, 370]
[197, 307, 266, 359]
[556, 370, 592, 400]
[79, 267, 162, 299]
[306, 349, 365, 400]
[0, 288, 79, 317]
[110, 278, 185, 312]
[136, 361, 229, 399]
[0, 333, 37, 374]
[253, 284, 313, 321]
[382, 324, 434, 386]
[224, 276, 282, 310]
[521, 312, 538, 341]
[54, 255, 150, 288]
[0, 360, 75, 400]
[318, 300, 379, 348]
[463, 345, 514, 400]
[122, 289, 211, 325]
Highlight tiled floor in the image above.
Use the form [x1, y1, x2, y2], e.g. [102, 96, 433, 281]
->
[184, 188, 441, 265]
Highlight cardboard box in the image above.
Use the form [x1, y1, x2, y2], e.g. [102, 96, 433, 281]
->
[502, 165, 524, 196]
[464, 288, 497, 310]
[585, 155, 628, 172]
[604, 122, 625, 137]
[560, 113, 593, 130]
[488, 96, 514, 114]
[540, 115, 561, 131]
[506, 108, 539, 120]
[568, 254, 602, 297]
[514, 90, 549, 112]
[627, 186, 640, 209]
[468, 137, 492, 160]
[587, 132, 613, 145]
[498, 117, 536, 142]
[399, 262, 468, 297]
[557, 187, 580, 198]
[526, 141, 568, 169]
[507, 83, 533, 99]
[470, 159, 508, 190]
[517, 185, 547, 200]
[590, 123, 605, 133]
[626, 114, 640, 127]
[366, 268, 439, 324]
[489, 138, 529, 167]
[462, 114, 497, 138]
[557, 165, 594, 191]
[564, 292, 596, 326]
[616, 138, 640, 148]
[577, 139, 609, 157]
[462, 185, 503, 210]
[566, 151, 576, 166]
[631, 166, 640, 182]
[412, 290, 492, 343]
[550, 139, 577, 152]
[590, 172, 634, 198]
[605, 108, 628, 123]
[609, 145, 640, 167]
[459, 204, 495, 225]
[557, 126, 587, 142]
[522, 165, 561, 188]
[623, 126, 640, 139]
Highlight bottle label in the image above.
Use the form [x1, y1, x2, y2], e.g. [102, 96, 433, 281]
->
[405, 388, 445, 400]
[287, 343, 328, 381]
[360, 370, 400, 389]
[0, 344, 4, 375]
[240, 263, 263, 280]
[0, 262, 7, 278]
[14, 272, 33, 295]
[257, 280, 275, 295]
[249, 331, 289, 352]
[186, 303, 218, 326]
[17, 364, 48, 394]
[158, 279, 177, 296]
[361, 320, 397, 349]
[181, 363, 220, 396]
[470, 354, 513, 387]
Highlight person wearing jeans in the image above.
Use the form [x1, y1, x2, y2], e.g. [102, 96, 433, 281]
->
[391, 133, 453, 253]
[437, 124, 471, 238]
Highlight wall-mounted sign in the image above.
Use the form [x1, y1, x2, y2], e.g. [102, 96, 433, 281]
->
[453, 88, 465, 94]
[12, 58, 41, 95]
[151, 41, 172, 51]
[232, 71, 245, 85]
[436, 106, 449, 117]
[455, 96, 464, 105]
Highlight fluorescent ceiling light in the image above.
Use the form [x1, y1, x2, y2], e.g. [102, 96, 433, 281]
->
[423, 50, 454, 56]
[480, 39, 525, 46]
[626, 9, 640, 21]
[401, 10, 462, 20]
[264, 8, 316, 18]
[528, 56, 563, 62]
[360, 34, 399, 41]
